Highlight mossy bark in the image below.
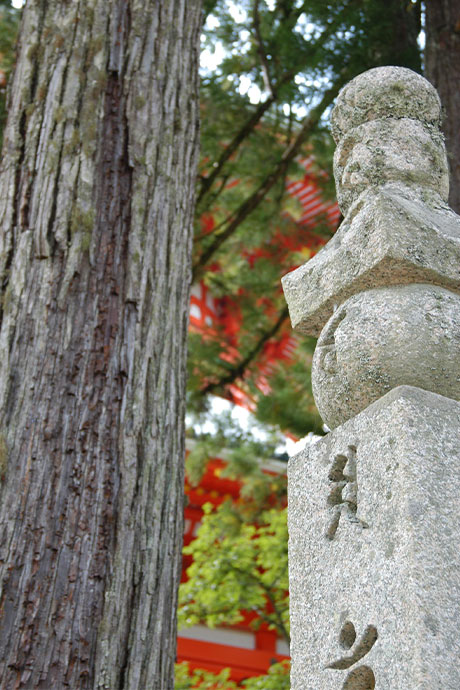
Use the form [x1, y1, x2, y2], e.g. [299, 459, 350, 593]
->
[0, 1, 201, 688]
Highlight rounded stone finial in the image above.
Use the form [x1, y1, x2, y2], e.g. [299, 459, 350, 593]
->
[330, 66, 442, 143]
[303, 68, 460, 431]
[330, 66, 449, 214]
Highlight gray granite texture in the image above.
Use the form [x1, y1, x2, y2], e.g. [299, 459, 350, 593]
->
[281, 185, 460, 337]
[288, 386, 460, 690]
[311, 283, 460, 429]
[330, 66, 443, 142]
[281, 66, 456, 339]
[333, 118, 448, 215]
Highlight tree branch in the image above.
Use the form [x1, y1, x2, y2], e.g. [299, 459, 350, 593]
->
[197, 3, 355, 208]
[199, 306, 289, 397]
[227, 562, 290, 644]
[197, 70, 294, 207]
[193, 82, 342, 278]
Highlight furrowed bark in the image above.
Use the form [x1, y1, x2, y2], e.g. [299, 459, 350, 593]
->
[0, 1, 201, 688]
[425, 0, 460, 214]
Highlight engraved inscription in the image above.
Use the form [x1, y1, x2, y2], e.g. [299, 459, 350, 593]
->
[326, 445, 368, 540]
[327, 621, 377, 689]
[342, 666, 375, 689]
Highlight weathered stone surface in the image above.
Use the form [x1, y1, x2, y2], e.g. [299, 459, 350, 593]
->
[288, 386, 460, 690]
[286, 68, 460, 689]
[311, 283, 460, 429]
[281, 185, 460, 337]
[333, 119, 448, 214]
[282, 66, 455, 338]
[330, 66, 443, 142]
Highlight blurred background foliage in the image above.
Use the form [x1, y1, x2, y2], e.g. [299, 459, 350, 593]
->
[188, 0, 422, 467]
[180, 2, 423, 686]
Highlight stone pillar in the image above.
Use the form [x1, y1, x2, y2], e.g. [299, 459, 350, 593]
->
[282, 67, 460, 689]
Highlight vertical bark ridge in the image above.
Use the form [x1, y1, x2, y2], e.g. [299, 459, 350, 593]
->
[425, 0, 460, 213]
[0, 1, 201, 688]
[94, 2, 202, 683]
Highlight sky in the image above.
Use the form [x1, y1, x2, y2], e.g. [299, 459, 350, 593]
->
[192, 396, 316, 458]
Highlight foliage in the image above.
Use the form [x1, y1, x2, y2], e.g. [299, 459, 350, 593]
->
[189, 0, 423, 443]
[251, 336, 322, 436]
[241, 660, 290, 689]
[0, 2, 425, 687]
[175, 663, 239, 690]
[174, 661, 290, 690]
[179, 502, 289, 641]
[180, 429, 291, 687]
[180, 5, 423, 687]
[186, 407, 289, 510]
[0, 2, 423, 442]
[176, 498, 290, 687]
[175, 660, 290, 689]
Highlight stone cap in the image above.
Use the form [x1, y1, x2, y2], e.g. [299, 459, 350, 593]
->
[282, 66, 453, 336]
[281, 187, 460, 336]
[330, 66, 443, 142]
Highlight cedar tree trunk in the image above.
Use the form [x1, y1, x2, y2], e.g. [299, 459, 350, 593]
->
[425, 0, 460, 213]
[374, 0, 422, 70]
[0, 1, 201, 688]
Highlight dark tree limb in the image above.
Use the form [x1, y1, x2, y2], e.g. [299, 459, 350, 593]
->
[425, 0, 460, 213]
[197, 3, 357, 208]
[197, 69, 295, 207]
[199, 306, 289, 397]
[193, 82, 342, 279]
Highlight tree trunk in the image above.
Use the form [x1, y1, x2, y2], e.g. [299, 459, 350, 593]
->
[0, 1, 201, 688]
[355, 0, 422, 72]
[425, 0, 460, 213]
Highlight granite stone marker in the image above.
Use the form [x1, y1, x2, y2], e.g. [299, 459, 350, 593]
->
[282, 67, 460, 689]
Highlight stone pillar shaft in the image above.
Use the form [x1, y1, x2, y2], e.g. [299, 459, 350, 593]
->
[283, 67, 460, 689]
[289, 387, 460, 689]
